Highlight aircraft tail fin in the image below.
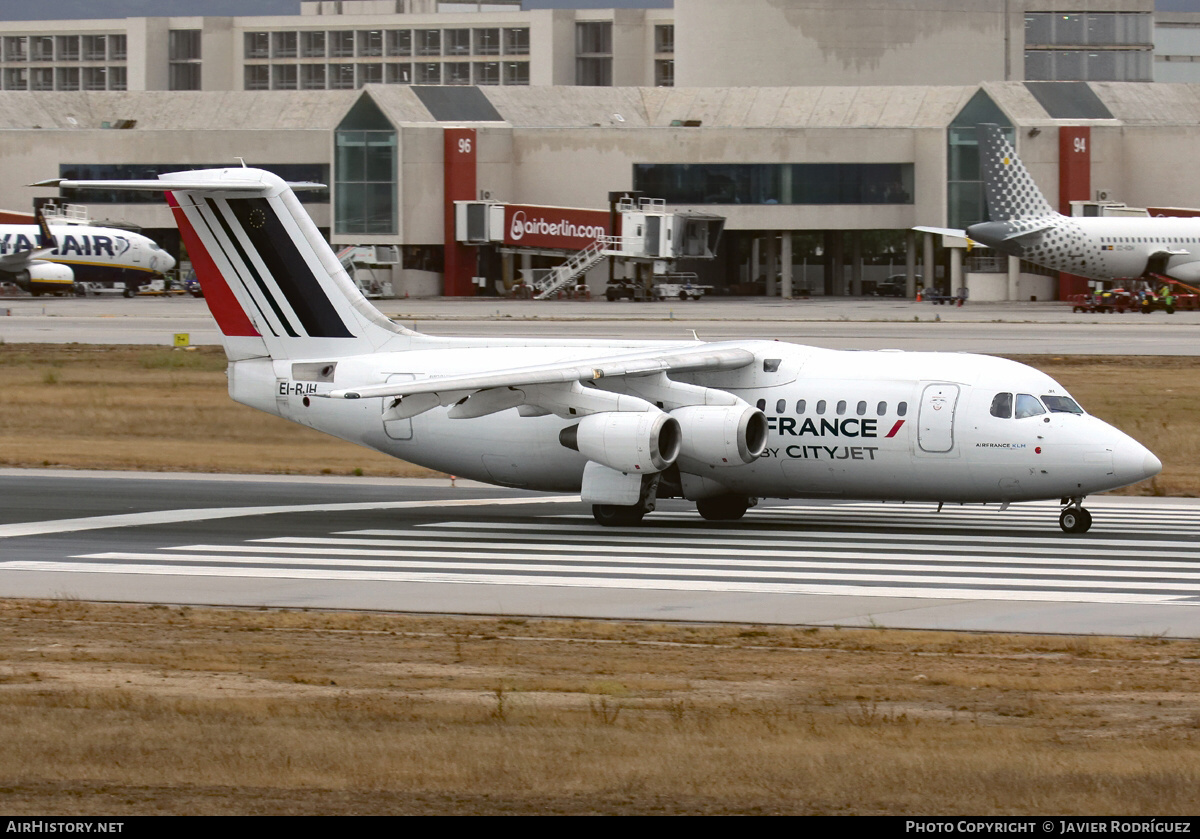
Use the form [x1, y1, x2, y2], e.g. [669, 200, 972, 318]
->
[46, 168, 416, 361]
[977, 123, 1058, 222]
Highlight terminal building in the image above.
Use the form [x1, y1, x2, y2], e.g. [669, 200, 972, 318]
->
[4, 0, 1200, 300]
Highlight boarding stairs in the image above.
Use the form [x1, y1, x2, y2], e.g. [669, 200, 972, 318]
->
[532, 236, 628, 300]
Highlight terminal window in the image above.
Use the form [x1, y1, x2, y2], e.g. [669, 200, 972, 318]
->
[633, 163, 914, 205]
[504, 28, 529, 56]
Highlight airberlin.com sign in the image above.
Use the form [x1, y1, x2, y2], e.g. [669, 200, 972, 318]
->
[503, 205, 610, 249]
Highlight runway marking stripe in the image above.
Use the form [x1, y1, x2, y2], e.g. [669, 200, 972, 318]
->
[3, 560, 1190, 606]
[56, 551, 1200, 592]
[0, 495, 579, 540]
[358, 528, 1200, 555]
[254, 536, 1200, 569]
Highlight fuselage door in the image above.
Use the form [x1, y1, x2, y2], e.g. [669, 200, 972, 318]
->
[382, 373, 414, 440]
[918, 383, 959, 453]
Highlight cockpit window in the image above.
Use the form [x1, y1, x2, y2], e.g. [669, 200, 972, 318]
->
[1042, 395, 1084, 414]
[990, 392, 1013, 419]
[1014, 393, 1046, 419]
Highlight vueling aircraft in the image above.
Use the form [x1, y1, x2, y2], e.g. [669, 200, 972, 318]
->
[40, 167, 1160, 533]
[922, 123, 1200, 283]
[0, 214, 175, 296]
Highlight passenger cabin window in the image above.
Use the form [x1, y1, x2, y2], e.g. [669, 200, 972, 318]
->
[796, 399, 806, 414]
[1015, 393, 1046, 419]
[756, 398, 766, 411]
[816, 400, 826, 415]
[897, 401, 907, 417]
[762, 358, 781, 373]
[856, 401, 867, 416]
[991, 392, 1013, 419]
[1043, 395, 1084, 414]
[836, 400, 847, 416]
[775, 399, 786, 414]
[877, 401, 887, 415]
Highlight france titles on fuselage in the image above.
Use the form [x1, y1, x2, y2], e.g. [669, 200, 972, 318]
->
[0, 223, 174, 295]
[44, 167, 1160, 533]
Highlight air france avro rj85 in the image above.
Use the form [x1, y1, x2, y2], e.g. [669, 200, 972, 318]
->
[40, 168, 1161, 533]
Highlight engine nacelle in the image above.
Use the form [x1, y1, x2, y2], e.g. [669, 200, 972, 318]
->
[672, 404, 768, 468]
[559, 410, 680, 474]
[16, 262, 74, 290]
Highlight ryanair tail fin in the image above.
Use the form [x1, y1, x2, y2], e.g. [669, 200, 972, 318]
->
[977, 123, 1058, 222]
[40, 168, 416, 361]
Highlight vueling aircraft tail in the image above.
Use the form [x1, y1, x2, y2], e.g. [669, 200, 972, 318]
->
[977, 123, 1059, 222]
[42, 168, 415, 361]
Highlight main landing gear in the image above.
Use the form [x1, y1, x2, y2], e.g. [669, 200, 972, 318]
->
[696, 494, 755, 522]
[592, 504, 645, 527]
[1059, 497, 1092, 534]
[591, 492, 757, 527]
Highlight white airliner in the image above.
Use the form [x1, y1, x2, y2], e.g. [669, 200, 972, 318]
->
[0, 215, 175, 296]
[40, 167, 1161, 533]
[921, 123, 1200, 283]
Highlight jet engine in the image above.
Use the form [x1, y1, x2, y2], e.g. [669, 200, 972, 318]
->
[672, 404, 768, 468]
[13, 262, 74, 291]
[559, 410, 681, 474]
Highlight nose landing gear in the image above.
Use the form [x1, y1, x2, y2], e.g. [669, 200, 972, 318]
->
[1059, 497, 1092, 534]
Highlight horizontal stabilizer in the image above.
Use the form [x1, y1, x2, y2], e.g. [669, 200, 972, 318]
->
[912, 226, 967, 239]
[32, 176, 325, 192]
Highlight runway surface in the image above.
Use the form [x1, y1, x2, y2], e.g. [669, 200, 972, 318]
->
[2, 471, 1198, 637]
[5, 296, 1200, 354]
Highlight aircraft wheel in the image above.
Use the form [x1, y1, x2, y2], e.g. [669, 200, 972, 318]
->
[592, 504, 645, 527]
[123, 287, 134, 298]
[696, 495, 751, 521]
[1059, 506, 1092, 534]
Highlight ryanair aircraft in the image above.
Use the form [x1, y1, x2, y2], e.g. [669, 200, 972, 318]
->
[0, 214, 175, 296]
[41, 167, 1160, 533]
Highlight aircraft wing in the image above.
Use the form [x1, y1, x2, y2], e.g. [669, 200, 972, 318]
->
[328, 343, 756, 402]
[0, 248, 52, 270]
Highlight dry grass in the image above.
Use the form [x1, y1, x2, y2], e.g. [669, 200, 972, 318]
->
[0, 600, 1197, 815]
[0, 345, 439, 478]
[0, 344, 1196, 493]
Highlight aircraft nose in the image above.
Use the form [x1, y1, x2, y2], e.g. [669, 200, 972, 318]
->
[1113, 440, 1162, 484]
[162, 252, 177, 272]
[1142, 450, 1163, 480]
